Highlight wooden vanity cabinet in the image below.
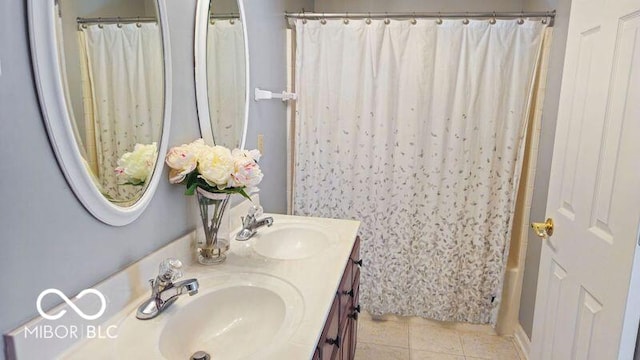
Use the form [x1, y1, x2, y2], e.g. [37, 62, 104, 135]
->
[314, 236, 362, 360]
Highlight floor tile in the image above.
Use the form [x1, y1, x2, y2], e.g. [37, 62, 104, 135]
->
[359, 318, 410, 348]
[408, 317, 496, 335]
[409, 324, 464, 355]
[355, 342, 410, 360]
[460, 332, 520, 360]
[410, 350, 465, 360]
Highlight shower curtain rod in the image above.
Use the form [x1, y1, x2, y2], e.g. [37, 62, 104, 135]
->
[76, 16, 157, 25]
[286, 10, 555, 24]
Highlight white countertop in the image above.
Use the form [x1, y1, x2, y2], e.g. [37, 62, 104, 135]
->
[58, 214, 360, 359]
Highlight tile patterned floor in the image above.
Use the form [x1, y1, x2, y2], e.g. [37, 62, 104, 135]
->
[355, 312, 522, 360]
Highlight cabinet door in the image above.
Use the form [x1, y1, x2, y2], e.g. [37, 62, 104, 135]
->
[349, 271, 361, 359]
[320, 296, 341, 360]
[341, 317, 353, 360]
[338, 263, 354, 328]
[351, 268, 360, 313]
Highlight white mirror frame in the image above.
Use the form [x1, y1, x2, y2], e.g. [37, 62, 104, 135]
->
[28, 0, 173, 226]
[194, 0, 249, 149]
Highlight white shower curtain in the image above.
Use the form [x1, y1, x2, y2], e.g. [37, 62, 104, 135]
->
[79, 23, 163, 202]
[293, 19, 545, 324]
[206, 19, 246, 148]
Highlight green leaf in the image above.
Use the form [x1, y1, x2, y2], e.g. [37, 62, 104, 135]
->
[237, 188, 251, 201]
[185, 182, 198, 196]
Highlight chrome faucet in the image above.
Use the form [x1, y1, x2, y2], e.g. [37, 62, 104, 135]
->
[136, 258, 199, 320]
[236, 205, 274, 241]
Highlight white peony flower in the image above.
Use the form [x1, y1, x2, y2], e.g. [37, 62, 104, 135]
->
[165, 139, 211, 184]
[166, 146, 195, 184]
[229, 154, 263, 188]
[115, 142, 158, 185]
[187, 138, 209, 154]
[197, 145, 234, 188]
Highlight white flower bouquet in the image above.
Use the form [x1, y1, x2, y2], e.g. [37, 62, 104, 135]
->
[165, 139, 263, 199]
[115, 142, 158, 185]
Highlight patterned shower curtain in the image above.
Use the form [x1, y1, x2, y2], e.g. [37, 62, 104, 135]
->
[79, 23, 163, 203]
[292, 18, 546, 324]
[206, 18, 246, 149]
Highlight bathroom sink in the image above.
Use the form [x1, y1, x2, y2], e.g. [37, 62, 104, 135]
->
[113, 272, 304, 360]
[252, 222, 338, 260]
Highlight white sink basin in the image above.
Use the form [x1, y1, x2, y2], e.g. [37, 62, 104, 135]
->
[114, 272, 304, 360]
[252, 222, 338, 260]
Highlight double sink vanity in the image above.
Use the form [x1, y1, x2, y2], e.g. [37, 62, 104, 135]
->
[31, 211, 362, 359]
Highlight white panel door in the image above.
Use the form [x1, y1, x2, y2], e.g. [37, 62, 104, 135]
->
[530, 0, 640, 358]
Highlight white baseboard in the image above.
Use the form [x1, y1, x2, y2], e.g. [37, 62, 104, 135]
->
[514, 323, 531, 360]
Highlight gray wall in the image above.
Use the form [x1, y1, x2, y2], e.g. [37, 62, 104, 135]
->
[242, 0, 314, 214]
[0, 0, 310, 359]
[519, 0, 571, 339]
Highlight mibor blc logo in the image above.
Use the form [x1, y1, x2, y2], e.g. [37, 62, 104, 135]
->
[36, 288, 107, 320]
[24, 288, 117, 340]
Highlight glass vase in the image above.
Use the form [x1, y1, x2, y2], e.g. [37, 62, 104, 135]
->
[195, 187, 231, 265]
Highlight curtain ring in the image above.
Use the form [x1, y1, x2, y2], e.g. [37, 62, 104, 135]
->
[229, 18, 235, 24]
[82, 24, 87, 29]
[462, 12, 470, 25]
[410, 12, 417, 25]
[541, 18, 548, 24]
[384, 12, 390, 25]
[301, 8, 307, 24]
[136, 22, 142, 28]
[365, 12, 371, 24]
[436, 12, 443, 25]
[517, 12, 525, 24]
[98, 23, 103, 29]
[343, 12, 349, 24]
[489, 12, 496, 24]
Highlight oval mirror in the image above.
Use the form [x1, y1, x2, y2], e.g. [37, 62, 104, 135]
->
[194, 0, 249, 149]
[28, 0, 172, 225]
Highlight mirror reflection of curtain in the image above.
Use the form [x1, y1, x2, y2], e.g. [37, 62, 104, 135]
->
[206, 19, 245, 148]
[78, 23, 163, 203]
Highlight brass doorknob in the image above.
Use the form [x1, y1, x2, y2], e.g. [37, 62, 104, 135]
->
[531, 218, 554, 238]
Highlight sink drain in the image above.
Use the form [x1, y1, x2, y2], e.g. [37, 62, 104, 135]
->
[190, 351, 210, 360]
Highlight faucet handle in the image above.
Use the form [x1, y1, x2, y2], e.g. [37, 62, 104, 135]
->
[158, 258, 183, 282]
[248, 205, 263, 217]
